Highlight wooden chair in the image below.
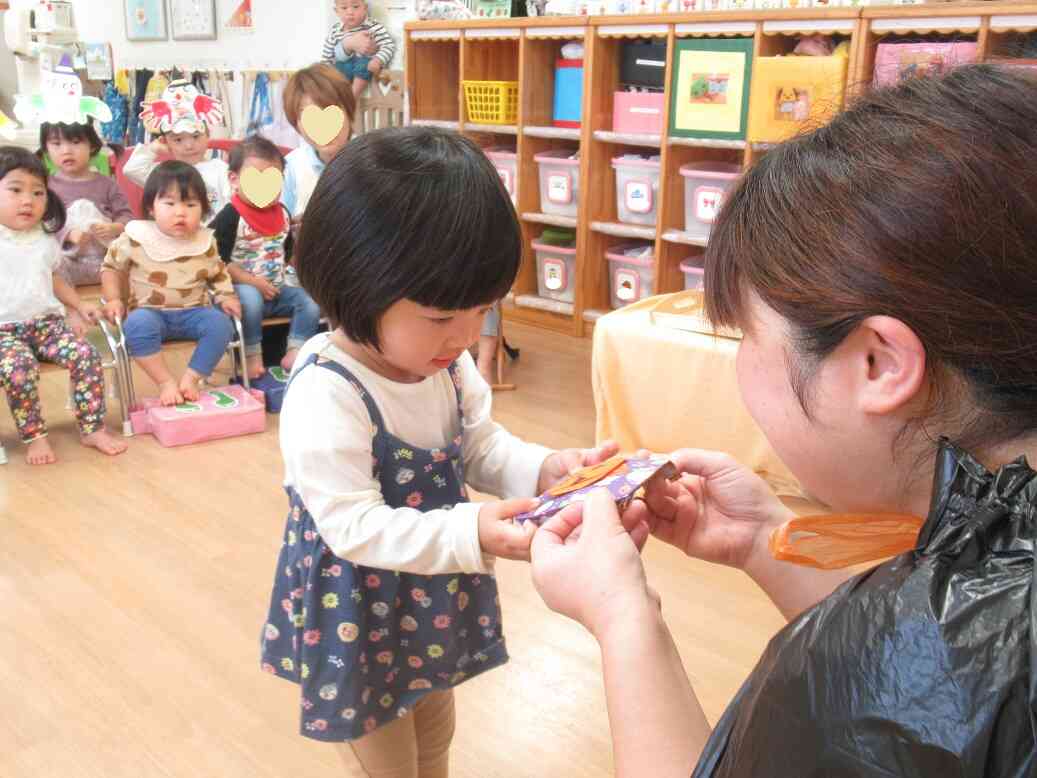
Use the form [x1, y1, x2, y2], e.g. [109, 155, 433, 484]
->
[355, 71, 405, 135]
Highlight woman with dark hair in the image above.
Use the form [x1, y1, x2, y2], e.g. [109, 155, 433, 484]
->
[531, 65, 1037, 777]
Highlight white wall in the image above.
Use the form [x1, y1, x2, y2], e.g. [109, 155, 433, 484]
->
[0, 11, 19, 113]
[71, 0, 408, 72]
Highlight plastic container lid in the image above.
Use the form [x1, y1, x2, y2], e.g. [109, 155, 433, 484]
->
[679, 161, 741, 180]
[484, 146, 517, 158]
[539, 227, 577, 246]
[535, 149, 580, 166]
[532, 239, 577, 254]
[611, 154, 661, 170]
[605, 243, 654, 267]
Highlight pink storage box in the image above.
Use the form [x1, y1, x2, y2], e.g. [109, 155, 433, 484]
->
[612, 91, 666, 135]
[873, 41, 979, 86]
[484, 146, 518, 205]
[612, 155, 661, 226]
[680, 255, 705, 291]
[532, 239, 577, 303]
[680, 161, 740, 238]
[130, 384, 266, 447]
[534, 149, 581, 217]
[606, 242, 655, 309]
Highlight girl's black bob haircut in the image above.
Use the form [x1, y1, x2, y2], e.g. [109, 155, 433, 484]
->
[142, 160, 211, 219]
[295, 126, 521, 349]
[38, 121, 104, 158]
[0, 145, 66, 233]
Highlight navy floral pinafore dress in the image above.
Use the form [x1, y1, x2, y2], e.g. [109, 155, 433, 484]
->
[260, 354, 508, 741]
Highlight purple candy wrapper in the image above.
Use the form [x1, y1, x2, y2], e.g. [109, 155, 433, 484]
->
[516, 455, 677, 525]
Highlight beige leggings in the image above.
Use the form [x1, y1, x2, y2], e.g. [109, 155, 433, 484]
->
[335, 689, 456, 778]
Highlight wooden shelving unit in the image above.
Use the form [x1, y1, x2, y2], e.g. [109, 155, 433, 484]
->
[406, 3, 1034, 337]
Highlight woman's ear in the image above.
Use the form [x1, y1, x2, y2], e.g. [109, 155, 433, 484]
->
[855, 316, 927, 416]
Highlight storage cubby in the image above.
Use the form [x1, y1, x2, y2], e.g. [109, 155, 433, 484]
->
[407, 5, 1021, 337]
[406, 37, 461, 125]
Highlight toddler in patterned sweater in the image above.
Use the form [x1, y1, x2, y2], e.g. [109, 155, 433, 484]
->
[322, 0, 397, 99]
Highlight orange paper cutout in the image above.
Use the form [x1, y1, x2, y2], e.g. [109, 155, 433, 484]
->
[769, 513, 926, 570]
[546, 455, 628, 497]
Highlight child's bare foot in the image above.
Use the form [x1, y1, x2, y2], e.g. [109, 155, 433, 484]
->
[281, 348, 301, 373]
[179, 371, 203, 402]
[158, 380, 184, 407]
[81, 428, 128, 456]
[246, 354, 265, 380]
[26, 437, 56, 465]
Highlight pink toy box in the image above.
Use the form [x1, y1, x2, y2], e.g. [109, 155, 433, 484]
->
[873, 41, 979, 86]
[612, 91, 666, 135]
[130, 384, 266, 446]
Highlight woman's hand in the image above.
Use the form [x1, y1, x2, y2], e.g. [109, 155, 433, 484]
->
[530, 488, 652, 638]
[536, 440, 620, 495]
[477, 498, 540, 562]
[626, 449, 795, 572]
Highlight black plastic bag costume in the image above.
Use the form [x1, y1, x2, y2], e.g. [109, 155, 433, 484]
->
[693, 441, 1036, 777]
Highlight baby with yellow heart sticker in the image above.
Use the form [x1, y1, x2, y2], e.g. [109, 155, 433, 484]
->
[280, 64, 356, 221]
[211, 136, 322, 381]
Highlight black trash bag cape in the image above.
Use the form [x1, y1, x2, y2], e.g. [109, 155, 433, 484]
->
[693, 440, 1036, 778]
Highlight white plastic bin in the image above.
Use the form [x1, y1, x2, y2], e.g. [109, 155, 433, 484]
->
[535, 149, 581, 217]
[485, 146, 518, 205]
[612, 154, 661, 226]
[679, 162, 741, 238]
[680, 254, 705, 291]
[533, 239, 577, 303]
[606, 242, 654, 309]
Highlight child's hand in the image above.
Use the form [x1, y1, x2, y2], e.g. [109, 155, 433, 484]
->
[90, 222, 124, 243]
[253, 277, 279, 301]
[477, 497, 541, 562]
[67, 308, 89, 338]
[103, 299, 125, 324]
[344, 31, 376, 56]
[536, 440, 621, 495]
[221, 297, 243, 320]
[65, 229, 90, 253]
[149, 136, 170, 156]
[77, 300, 101, 325]
[367, 59, 383, 75]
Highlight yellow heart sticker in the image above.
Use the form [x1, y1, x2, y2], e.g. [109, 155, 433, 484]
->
[240, 166, 284, 208]
[301, 104, 346, 147]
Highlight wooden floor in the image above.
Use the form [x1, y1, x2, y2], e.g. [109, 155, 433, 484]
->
[0, 322, 785, 778]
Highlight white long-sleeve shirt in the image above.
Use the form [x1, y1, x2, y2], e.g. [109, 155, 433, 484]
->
[280, 333, 552, 576]
[122, 144, 232, 217]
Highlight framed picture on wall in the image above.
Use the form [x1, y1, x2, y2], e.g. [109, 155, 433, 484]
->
[171, 0, 218, 41]
[668, 37, 754, 142]
[124, 0, 169, 41]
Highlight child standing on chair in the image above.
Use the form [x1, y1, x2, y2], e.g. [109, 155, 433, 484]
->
[322, 0, 397, 100]
[0, 146, 127, 464]
[260, 127, 617, 776]
[41, 121, 134, 288]
[101, 161, 242, 407]
[212, 136, 321, 379]
[123, 80, 231, 216]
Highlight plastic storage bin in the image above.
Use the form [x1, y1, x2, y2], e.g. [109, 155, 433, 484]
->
[680, 161, 740, 238]
[680, 255, 705, 291]
[485, 146, 518, 204]
[613, 91, 666, 134]
[620, 40, 667, 88]
[533, 238, 577, 303]
[873, 41, 979, 86]
[612, 154, 661, 226]
[553, 59, 584, 128]
[535, 150, 580, 217]
[606, 243, 655, 309]
[463, 81, 519, 125]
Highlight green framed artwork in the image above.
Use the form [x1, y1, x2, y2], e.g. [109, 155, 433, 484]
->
[668, 37, 754, 141]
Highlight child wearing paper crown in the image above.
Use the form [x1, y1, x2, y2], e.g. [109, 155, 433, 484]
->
[322, 0, 397, 100]
[259, 126, 626, 775]
[211, 136, 321, 379]
[101, 161, 241, 406]
[123, 80, 231, 216]
[0, 146, 128, 464]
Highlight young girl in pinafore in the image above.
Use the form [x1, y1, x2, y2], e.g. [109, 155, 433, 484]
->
[259, 126, 618, 777]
